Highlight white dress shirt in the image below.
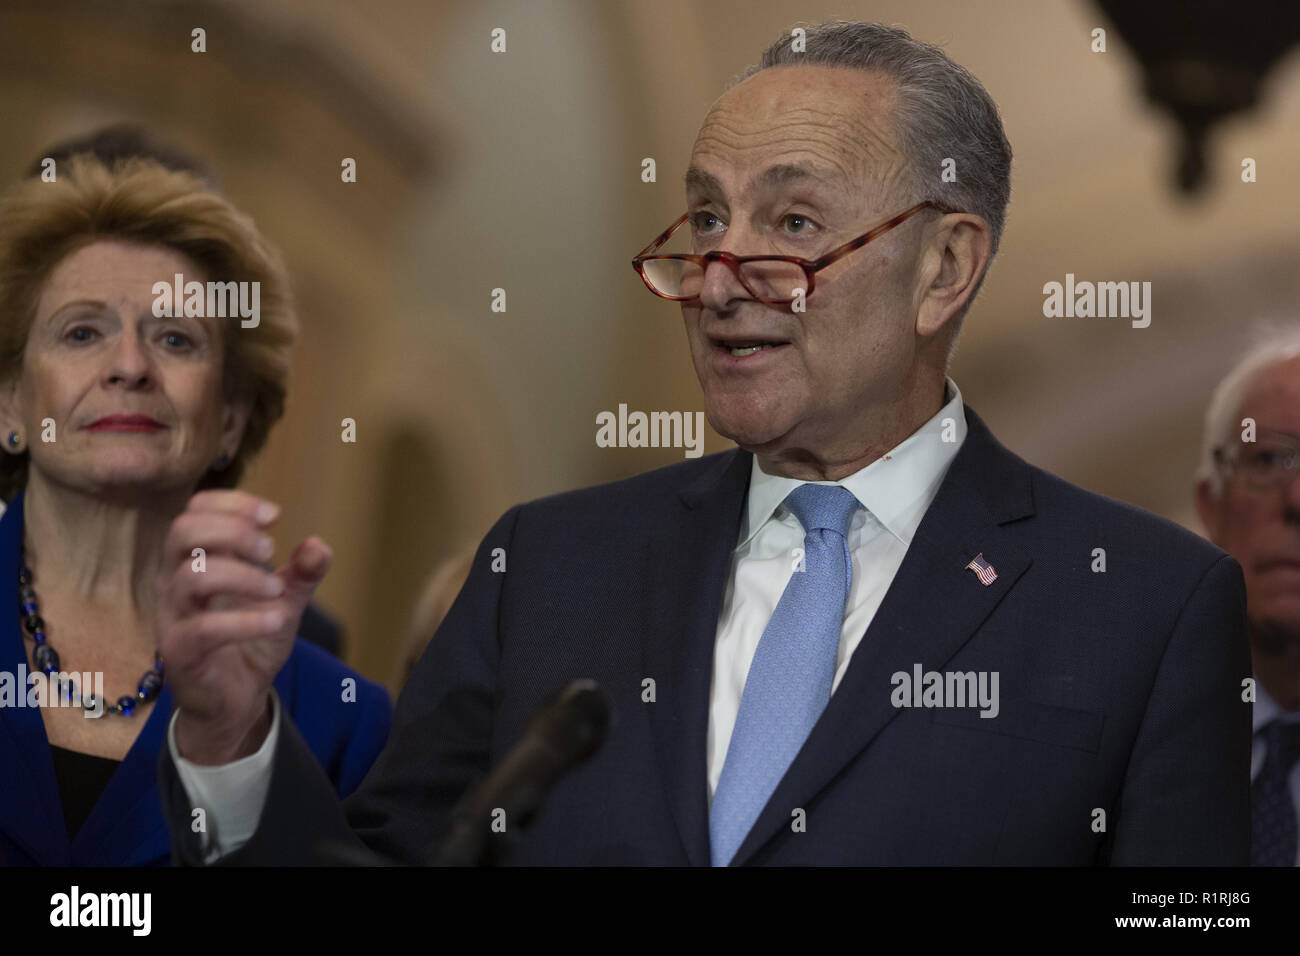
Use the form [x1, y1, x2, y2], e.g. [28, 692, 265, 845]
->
[1251, 680, 1300, 866]
[171, 378, 968, 857]
[706, 379, 966, 799]
[169, 690, 281, 862]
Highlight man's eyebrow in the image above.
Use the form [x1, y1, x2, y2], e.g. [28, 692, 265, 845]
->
[684, 166, 722, 197]
[684, 162, 832, 199]
[1257, 428, 1300, 444]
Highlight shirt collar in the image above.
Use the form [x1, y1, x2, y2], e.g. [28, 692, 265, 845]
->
[739, 378, 967, 548]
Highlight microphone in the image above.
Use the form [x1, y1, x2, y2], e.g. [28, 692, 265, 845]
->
[433, 678, 611, 866]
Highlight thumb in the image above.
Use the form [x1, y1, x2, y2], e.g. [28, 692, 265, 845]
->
[277, 536, 333, 600]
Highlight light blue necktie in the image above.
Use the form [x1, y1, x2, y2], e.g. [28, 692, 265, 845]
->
[710, 483, 860, 866]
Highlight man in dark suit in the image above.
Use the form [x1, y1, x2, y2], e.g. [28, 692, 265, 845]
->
[154, 21, 1250, 865]
[1194, 330, 1300, 865]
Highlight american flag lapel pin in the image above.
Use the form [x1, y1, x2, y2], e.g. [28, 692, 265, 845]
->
[965, 552, 998, 586]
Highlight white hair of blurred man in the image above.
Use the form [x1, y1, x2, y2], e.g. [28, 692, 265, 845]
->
[1197, 321, 1300, 497]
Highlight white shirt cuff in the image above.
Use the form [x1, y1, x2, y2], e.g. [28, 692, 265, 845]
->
[168, 692, 280, 863]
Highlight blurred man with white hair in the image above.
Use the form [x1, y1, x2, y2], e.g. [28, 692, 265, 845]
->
[1196, 326, 1300, 866]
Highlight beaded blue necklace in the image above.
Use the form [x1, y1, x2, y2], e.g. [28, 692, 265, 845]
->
[20, 558, 165, 716]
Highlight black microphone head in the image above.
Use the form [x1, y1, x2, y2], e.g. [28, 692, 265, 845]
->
[534, 679, 611, 766]
[433, 679, 613, 866]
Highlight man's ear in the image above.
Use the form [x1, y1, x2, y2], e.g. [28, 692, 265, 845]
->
[1195, 478, 1223, 543]
[915, 213, 992, 339]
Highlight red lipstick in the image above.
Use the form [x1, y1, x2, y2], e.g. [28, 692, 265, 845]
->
[85, 415, 165, 432]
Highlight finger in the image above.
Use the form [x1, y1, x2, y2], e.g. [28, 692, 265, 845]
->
[160, 602, 283, 663]
[179, 603, 291, 649]
[165, 511, 275, 569]
[174, 556, 287, 606]
[277, 536, 333, 595]
[185, 489, 280, 526]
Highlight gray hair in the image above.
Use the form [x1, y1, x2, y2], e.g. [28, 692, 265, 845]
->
[736, 21, 1013, 290]
[1197, 322, 1300, 497]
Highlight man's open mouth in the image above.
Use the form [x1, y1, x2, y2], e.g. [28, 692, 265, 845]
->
[711, 338, 790, 357]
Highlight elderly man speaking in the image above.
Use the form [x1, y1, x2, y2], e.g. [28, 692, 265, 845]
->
[155, 21, 1248, 865]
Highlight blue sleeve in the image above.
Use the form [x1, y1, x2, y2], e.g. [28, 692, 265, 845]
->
[276, 640, 394, 799]
[332, 677, 393, 798]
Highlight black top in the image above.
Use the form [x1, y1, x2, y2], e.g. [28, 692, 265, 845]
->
[48, 745, 120, 840]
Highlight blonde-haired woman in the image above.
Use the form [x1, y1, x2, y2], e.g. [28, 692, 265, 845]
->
[0, 154, 390, 866]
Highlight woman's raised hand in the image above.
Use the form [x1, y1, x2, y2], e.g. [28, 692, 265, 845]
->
[155, 490, 333, 764]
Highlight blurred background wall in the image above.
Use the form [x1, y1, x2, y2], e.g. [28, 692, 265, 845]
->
[1, 0, 1296, 682]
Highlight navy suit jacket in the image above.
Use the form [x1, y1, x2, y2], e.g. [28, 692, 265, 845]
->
[0, 492, 393, 866]
[160, 405, 1250, 865]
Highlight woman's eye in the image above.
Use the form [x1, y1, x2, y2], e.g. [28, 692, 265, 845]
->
[162, 331, 192, 349]
[66, 326, 96, 343]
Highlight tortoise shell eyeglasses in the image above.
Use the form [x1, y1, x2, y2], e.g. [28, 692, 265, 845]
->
[631, 200, 960, 306]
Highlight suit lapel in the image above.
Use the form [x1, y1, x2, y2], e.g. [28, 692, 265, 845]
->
[730, 406, 1037, 865]
[0, 493, 71, 865]
[641, 450, 750, 867]
[0, 666, 69, 865]
[71, 687, 172, 865]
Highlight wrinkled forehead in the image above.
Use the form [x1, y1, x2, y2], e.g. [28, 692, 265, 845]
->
[32, 238, 219, 337]
[688, 64, 907, 205]
[40, 239, 202, 304]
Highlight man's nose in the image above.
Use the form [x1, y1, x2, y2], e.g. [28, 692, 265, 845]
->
[1283, 467, 1300, 526]
[697, 255, 755, 313]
